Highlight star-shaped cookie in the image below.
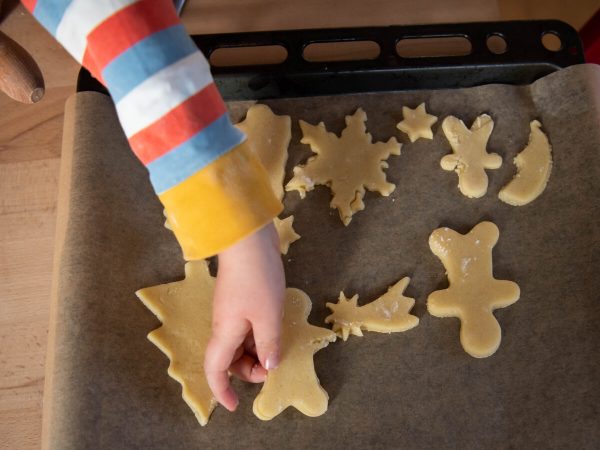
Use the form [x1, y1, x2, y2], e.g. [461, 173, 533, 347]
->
[325, 277, 419, 341]
[274, 215, 301, 254]
[396, 102, 438, 142]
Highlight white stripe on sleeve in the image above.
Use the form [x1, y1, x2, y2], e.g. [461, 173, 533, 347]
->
[55, 0, 137, 62]
[115, 51, 213, 138]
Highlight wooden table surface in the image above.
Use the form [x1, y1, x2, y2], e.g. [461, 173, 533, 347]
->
[0, 1, 598, 448]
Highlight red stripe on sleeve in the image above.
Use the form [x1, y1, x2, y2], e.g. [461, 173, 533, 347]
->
[21, 0, 38, 12]
[128, 83, 228, 165]
[81, 0, 180, 77]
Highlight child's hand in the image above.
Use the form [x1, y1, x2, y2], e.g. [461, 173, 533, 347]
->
[204, 222, 285, 411]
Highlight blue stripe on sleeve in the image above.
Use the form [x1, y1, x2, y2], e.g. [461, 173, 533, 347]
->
[32, 0, 74, 35]
[102, 24, 198, 103]
[147, 114, 246, 194]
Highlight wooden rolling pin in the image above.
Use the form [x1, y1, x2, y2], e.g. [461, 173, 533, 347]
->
[0, 0, 45, 103]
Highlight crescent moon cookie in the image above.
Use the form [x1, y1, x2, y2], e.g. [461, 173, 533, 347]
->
[286, 108, 401, 226]
[325, 277, 419, 341]
[253, 288, 337, 420]
[427, 222, 520, 358]
[136, 261, 217, 425]
[396, 102, 438, 142]
[441, 114, 503, 198]
[498, 120, 553, 206]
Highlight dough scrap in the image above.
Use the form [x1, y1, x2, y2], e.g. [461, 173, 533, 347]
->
[325, 277, 419, 341]
[441, 114, 503, 198]
[136, 261, 217, 425]
[396, 102, 438, 142]
[236, 104, 292, 201]
[427, 222, 520, 358]
[286, 108, 401, 225]
[498, 120, 553, 206]
[274, 215, 300, 254]
[253, 288, 337, 420]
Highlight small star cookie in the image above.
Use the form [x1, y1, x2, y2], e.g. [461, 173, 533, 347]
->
[136, 261, 217, 425]
[396, 102, 438, 142]
[427, 222, 520, 358]
[286, 108, 401, 225]
[441, 114, 503, 198]
[499, 120, 553, 206]
[253, 288, 337, 420]
[274, 215, 301, 254]
[325, 277, 419, 341]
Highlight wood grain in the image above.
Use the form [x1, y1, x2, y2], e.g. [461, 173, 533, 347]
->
[0, 29, 45, 103]
[0, 1, 596, 449]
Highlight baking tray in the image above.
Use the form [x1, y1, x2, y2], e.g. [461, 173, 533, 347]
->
[50, 21, 600, 449]
[77, 20, 584, 97]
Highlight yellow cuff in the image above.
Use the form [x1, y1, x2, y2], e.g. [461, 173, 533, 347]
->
[159, 142, 283, 260]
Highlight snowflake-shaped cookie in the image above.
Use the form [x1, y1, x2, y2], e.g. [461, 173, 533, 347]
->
[396, 102, 438, 142]
[286, 108, 401, 225]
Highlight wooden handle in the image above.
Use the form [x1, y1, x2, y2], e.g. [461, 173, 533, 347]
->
[0, 30, 45, 103]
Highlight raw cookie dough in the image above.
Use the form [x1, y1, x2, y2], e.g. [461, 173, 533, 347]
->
[396, 102, 438, 142]
[325, 277, 419, 341]
[441, 114, 503, 198]
[274, 215, 300, 254]
[499, 120, 553, 206]
[286, 108, 401, 225]
[253, 288, 337, 420]
[237, 104, 301, 252]
[136, 261, 217, 425]
[427, 222, 520, 358]
[236, 104, 292, 201]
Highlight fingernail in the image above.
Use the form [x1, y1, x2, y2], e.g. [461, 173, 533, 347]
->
[265, 352, 279, 370]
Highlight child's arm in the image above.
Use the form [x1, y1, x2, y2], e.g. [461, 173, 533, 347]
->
[22, 0, 284, 409]
[205, 222, 284, 411]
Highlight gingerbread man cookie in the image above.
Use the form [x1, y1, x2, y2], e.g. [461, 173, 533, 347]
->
[253, 288, 337, 420]
[427, 222, 520, 358]
[396, 102, 438, 142]
[325, 277, 419, 341]
[136, 261, 217, 425]
[441, 114, 503, 198]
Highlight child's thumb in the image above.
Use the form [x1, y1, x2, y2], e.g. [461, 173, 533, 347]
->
[252, 314, 282, 371]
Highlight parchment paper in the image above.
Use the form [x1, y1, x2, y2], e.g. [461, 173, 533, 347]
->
[44, 64, 600, 449]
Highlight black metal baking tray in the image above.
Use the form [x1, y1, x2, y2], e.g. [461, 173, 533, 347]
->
[77, 20, 584, 100]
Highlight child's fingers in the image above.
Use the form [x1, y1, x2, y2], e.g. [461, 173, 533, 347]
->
[204, 320, 250, 411]
[252, 305, 283, 371]
[229, 354, 267, 383]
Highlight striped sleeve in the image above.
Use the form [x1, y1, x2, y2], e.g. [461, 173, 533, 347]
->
[22, 0, 282, 259]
